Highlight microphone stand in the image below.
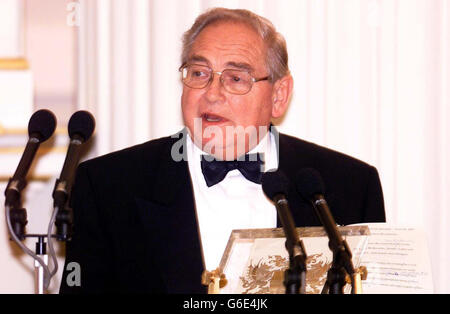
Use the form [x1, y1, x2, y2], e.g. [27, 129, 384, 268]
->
[33, 235, 49, 294]
[284, 239, 308, 294]
[5, 202, 67, 294]
[310, 198, 365, 294]
[321, 239, 353, 294]
[274, 195, 308, 294]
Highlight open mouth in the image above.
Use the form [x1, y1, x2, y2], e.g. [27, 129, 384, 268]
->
[202, 113, 227, 123]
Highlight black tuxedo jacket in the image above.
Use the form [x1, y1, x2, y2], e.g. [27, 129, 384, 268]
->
[60, 130, 385, 294]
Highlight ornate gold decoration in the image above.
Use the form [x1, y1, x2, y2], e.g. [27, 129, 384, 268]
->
[346, 266, 368, 294]
[239, 253, 331, 294]
[201, 268, 227, 294]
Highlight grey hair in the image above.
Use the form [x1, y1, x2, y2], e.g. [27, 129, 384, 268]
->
[181, 7, 289, 82]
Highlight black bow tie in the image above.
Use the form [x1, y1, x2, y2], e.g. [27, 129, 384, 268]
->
[200, 153, 265, 187]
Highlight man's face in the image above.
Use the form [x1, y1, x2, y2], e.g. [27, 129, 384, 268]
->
[181, 21, 275, 160]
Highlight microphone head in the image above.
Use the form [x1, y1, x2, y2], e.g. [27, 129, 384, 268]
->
[28, 109, 57, 142]
[261, 169, 290, 199]
[295, 168, 325, 200]
[68, 110, 96, 141]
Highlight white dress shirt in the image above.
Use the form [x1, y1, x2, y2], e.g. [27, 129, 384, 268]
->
[186, 132, 279, 271]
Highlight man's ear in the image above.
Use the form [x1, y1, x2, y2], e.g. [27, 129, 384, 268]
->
[271, 74, 293, 119]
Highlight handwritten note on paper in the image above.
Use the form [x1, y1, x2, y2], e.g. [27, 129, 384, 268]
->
[360, 224, 434, 294]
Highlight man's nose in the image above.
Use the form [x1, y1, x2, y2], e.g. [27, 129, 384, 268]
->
[204, 73, 226, 103]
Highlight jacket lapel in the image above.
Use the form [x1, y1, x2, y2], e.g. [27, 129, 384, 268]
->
[135, 130, 206, 293]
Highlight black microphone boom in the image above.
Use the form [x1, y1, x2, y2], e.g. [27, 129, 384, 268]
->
[261, 170, 307, 294]
[53, 110, 95, 240]
[296, 168, 356, 294]
[4, 109, 57, 239]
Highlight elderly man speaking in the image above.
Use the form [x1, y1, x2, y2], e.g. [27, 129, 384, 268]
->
[60, 7, 385, 294]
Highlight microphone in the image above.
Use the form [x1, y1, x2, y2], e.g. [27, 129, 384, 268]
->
[295, 168, 356, 293]
[4, 109, 57, 238]
[53, 110, 95, 240]
[261, 170, 307, 294]
[295, 168, 346, 252]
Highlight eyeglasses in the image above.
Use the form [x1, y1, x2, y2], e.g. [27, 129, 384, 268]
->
[179, 64, 269, 95]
